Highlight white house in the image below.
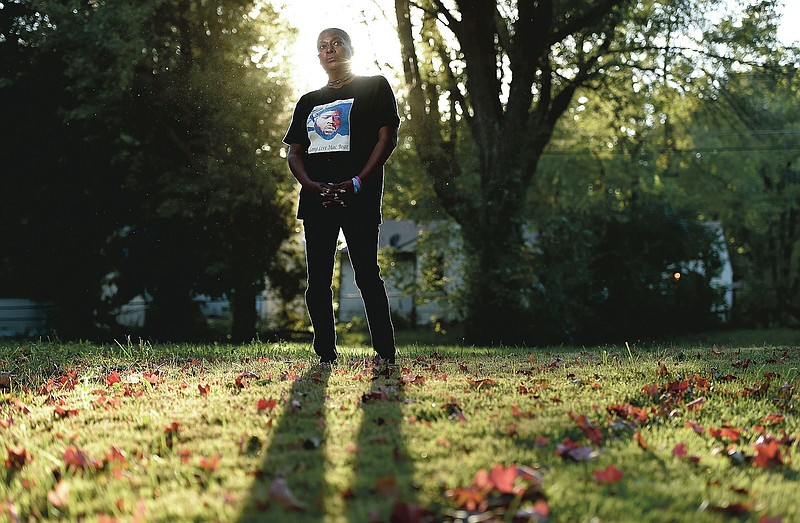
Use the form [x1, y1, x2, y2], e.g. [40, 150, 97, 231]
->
[337, 220, 462, 325]
[0, 299, 48, 337]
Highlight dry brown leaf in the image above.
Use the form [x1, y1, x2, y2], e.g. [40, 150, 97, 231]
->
[47, 481, 71, 507]
[268, 478, 305, 511]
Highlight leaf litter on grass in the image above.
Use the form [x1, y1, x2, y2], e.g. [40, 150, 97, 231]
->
[0, 340, 798, 522]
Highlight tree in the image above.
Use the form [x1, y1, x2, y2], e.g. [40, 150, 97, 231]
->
[1, 0, 299, 341]
[393, 0, 789, 344]
[0, 0, 134, 338]
[676, 72, 800, 327]
[96, 0, 297, 342]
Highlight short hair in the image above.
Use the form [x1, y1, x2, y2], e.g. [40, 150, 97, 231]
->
[318, 28, 352, 47]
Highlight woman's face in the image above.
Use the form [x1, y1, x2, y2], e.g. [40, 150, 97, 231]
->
[317, 30, 353, 73]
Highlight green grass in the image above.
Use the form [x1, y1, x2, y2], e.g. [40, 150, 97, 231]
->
[1, 334, 798, 522]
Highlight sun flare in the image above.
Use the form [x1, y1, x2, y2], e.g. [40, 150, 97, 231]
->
[275, 0, 402, 96]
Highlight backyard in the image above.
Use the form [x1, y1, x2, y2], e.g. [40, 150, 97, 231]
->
[1, 330, 798, 522]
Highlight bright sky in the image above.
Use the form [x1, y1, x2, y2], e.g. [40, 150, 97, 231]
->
[277, 0, 798, 97]
[777, 0, 800, 45]
[276, 1, 401, 96]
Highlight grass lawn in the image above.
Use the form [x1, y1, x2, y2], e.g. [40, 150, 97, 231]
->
[1, 334, 798, 522]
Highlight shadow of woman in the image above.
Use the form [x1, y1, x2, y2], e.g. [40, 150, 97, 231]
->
[237, 364, 330, 523]
[346, 359, 420, 521]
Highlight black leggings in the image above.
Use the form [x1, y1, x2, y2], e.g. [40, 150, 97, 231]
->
[303, 217, 395, 362]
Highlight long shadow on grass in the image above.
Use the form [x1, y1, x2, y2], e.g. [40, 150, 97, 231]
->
[345, 359, 418, 521]
[237, 364, 330, 522]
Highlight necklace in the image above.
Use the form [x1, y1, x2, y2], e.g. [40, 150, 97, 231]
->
[327, 73, 354, 87]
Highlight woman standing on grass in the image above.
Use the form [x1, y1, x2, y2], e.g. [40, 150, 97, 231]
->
[283, 28, 400, 366]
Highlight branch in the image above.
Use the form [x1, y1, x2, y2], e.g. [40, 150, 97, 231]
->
[395, 0, 475, 223]
[591, 40, 795, 80]
[550, 0, 628, 44]
[409, 0, 459, 35]
[433, 41, 473, 130]
[429, 0, 459, 32]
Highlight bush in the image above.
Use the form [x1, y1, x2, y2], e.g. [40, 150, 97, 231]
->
[530, 196, 725, 344]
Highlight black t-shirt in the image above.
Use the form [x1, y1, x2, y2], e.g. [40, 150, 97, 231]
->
[283, 75, 400, 221]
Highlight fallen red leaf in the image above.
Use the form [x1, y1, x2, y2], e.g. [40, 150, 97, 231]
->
[400, 373, 426, 385]
[164, 422, 180, 449]
[634, 431, 647, 450]
[64, 446, 88, 469]
[198, 383, 210, 397]
[607, 403, 650, 424]
[466, 378, 497, 389]
[488, 464, 518, 494]
[709, 426, 741, 442]
[360, 388, 390, 403]
[753, 437, 783, 468]
[643, 383, 660, 397]
[685, 421, 705, 434]
[511, 404, 534, 419]
[666, 380, 690, 395]
[556, 439, 597, 461]
[506, 422, 519, 437]
[106, 372, 121, 386]
[198, 455, 220, 472]
[54, 406, 79, 419]
[257, 398, 277, 411]
[472, 468, 491, 491]
[594, 464, 623, 484]
[764, 414, 784, 425]
[533, 499, 550, 518]
[64, 446, 103, 471]
[12, 399, 31, 415]
[235, 371, 260, 389]
[142, 371, 161, 386]
[672, 442, 688, 459]
[105, 446, 126, 465]
[5, 445, 32, 470]
[569, 411, 603, 445]
[449, 486, 485, 511]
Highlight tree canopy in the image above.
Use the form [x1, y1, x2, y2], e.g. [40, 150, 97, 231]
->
[1, 0, 299, 341]
[392, 0, 798, 343]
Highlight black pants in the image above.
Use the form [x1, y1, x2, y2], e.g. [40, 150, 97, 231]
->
[303, 217, 395, 362]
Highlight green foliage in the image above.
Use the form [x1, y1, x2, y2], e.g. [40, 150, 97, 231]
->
[676, 70, 800, 327]
[0, 0, 302, 340]
[531, 197, 724, 344]
[0, 0, 135, 337]
[392, 0, 793, 344]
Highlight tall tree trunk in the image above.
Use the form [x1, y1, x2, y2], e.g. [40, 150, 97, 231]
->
[395, 0, 619, 344]
[461, 211, 532, 344]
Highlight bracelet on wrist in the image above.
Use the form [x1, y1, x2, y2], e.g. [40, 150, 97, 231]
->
[352, 176, 362, 194]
